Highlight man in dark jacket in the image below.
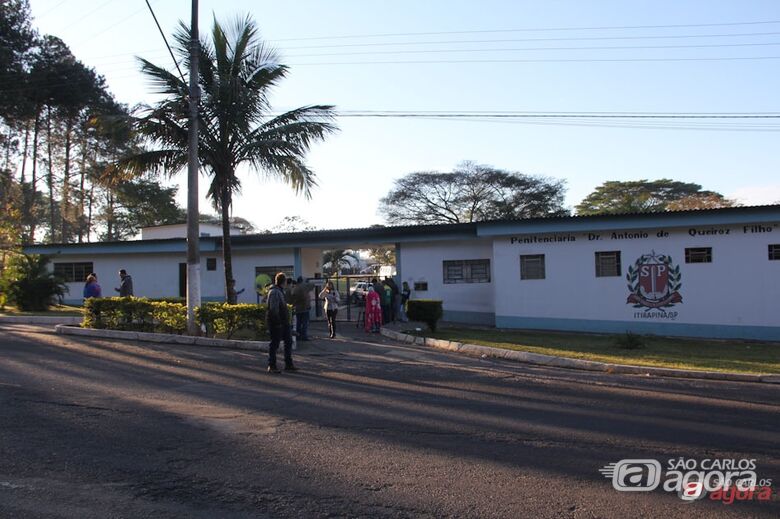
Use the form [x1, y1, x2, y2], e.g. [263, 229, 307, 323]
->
[266, 272, 296, 373]
[115, 269, 134, 297]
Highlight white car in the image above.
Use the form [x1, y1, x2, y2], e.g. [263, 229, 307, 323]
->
[350, 281, 372, 303]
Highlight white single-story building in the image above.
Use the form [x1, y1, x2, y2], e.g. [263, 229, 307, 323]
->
[25, 205, 780, 340]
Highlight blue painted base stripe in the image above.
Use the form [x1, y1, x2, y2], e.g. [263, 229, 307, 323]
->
[495, 315, 780, 341]
[443, 310, 495, 326]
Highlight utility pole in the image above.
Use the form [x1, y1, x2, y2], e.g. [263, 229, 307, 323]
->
[186, 0, 200, 335]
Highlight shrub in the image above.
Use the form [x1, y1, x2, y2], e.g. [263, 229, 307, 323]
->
[83, 297, 270, 340]
[406, 299, 444, 332]
[614, 331, 646, 350]
[0, 254, 68, 311]
[197, 302, 267, 340]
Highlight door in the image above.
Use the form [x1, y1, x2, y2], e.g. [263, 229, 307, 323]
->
[179, 263, 186, 298]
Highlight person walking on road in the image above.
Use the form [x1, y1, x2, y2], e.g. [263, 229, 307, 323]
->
[115, 269, 133, 297]
[266, 272, 296, 373]
[319, 281, 340, 339]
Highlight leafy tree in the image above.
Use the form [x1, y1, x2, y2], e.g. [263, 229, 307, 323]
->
[367, 245, 395, 268]
[575, 179, 726, 215]
[379, 162, 568, 225]
[0, 253, 67, 311]
[322, 249, 358, 275]
[665, 193, 738, 211]
[98, 178, 184, 241]
[120, 15, 338, 303]
[199, 213, 256, 234]
[274, 216, 315, 233]
[0, 0, 36, 120]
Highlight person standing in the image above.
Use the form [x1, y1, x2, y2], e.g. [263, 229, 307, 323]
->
[319, 281, 340, 339]
[380, 280, 392, 325]
[364, 285, 382, 333]
[83, 274, 102, 300]
[399, 281, 411, 322]
[266, 272, 296, 373]
[292, 276, 313, 341]
[115, 269, 133, 297]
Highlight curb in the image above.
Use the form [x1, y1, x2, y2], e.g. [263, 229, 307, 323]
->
[380, 328, 779, 385]
[0, 315, 83, 325]
[55, 325, 269, 352]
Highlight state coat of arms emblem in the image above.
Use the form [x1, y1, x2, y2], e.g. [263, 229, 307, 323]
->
[626, 251, 682, 310]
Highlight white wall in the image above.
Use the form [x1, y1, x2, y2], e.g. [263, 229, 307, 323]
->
[54, 249, 296, 304]
[400, 239, 495, 319]
[493, 222, 780, 328]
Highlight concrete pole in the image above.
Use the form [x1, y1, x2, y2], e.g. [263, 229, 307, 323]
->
[186, 0, 201, 335]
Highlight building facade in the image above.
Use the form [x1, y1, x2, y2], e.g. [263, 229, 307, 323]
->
[26, 205, 780, 340]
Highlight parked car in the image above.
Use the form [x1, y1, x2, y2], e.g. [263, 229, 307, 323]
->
[350, 281, 372, 303]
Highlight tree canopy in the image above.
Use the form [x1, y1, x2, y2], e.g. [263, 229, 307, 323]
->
[379, 162, 568, 225]
[120, 15, 337, 303]
[575, 179, 733, 215]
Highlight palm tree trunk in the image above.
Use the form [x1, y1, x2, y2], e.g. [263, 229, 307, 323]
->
[220, 186, 237, 304]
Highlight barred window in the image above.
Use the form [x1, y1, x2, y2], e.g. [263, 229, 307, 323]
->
[685, 247, 712, 263]
[595, 251, 622, 277]
[520, 255, 545, 280]
[54, 262, 93, 283]
[206, 258, 217, 271]
[443, 259, 491, 284]
[769, 244, 780, 261]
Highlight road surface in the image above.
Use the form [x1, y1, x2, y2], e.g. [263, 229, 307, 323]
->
[0, 323, 778, 518]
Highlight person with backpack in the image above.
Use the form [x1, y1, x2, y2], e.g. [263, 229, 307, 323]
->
[266, 272, 296, 373]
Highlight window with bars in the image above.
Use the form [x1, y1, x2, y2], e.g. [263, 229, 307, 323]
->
[595, 251, 622, 277]
[769, 244, 780, 261]
[53, 262, 93, 283]
[442, 259, 491, 284]
[685, 247, 712, 263]
[206, 258, 217, 271]
[520, 254, 546, 280]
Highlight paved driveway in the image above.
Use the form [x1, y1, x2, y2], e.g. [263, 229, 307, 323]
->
[0, 324, 778, 518]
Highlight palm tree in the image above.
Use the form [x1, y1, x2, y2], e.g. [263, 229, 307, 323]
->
[119, 15, 337, 303]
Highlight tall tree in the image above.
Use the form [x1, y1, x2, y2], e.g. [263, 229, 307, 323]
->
[119, 15, 337, 303]
[380, 162, 568, 225]
[575, 179, 727, 215]
[97, 178, 184, 241]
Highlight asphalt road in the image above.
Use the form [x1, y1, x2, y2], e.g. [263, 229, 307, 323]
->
[0, 323, 778, 518]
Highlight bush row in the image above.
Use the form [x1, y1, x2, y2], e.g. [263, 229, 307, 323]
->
[82, 297, 270, 340]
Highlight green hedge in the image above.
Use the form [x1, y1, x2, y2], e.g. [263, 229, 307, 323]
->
[406, 299, 444, 332]
[82, 297, 271, 340]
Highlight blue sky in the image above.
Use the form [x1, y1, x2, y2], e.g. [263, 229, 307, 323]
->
[28, 0, 780, 230]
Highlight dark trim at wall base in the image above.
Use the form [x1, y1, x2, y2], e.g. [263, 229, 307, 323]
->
[443, 310, 496, 326]
[495, 315, 780, 341]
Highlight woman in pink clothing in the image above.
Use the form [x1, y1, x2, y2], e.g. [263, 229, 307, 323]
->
[364, 285, 383, 333]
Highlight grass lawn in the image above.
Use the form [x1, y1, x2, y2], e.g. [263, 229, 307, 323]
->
[421, 327, 780, 375]
[0, 304, 83, 317]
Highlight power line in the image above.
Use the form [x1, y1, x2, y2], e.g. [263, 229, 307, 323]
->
[281, 31, 780, 51]
[54, 0, 118, 33]
[267, 20, 780, 42]
[74, 1, 158, 46]
[35, 0, 69, 20]
[283, 41, 780, 59]
[288, 55, 780, 66]
[143, 0, 185, 84]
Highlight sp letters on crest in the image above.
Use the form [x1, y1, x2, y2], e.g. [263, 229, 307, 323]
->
[626, 251, 682, 311]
